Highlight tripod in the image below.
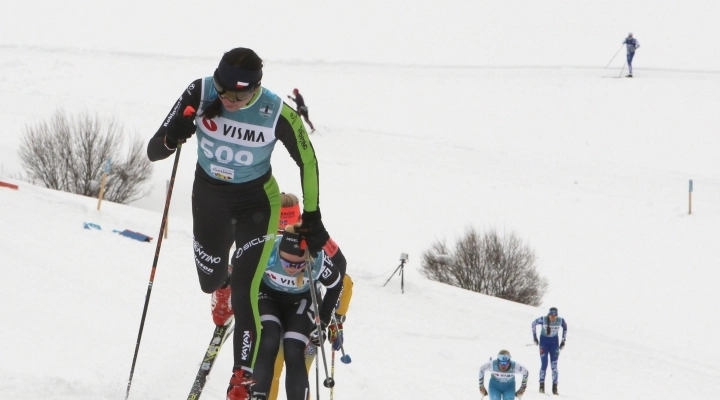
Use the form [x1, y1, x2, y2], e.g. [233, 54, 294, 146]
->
[383, 256, 407, 293]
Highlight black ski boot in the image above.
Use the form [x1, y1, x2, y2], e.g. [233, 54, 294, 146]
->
[626, 74, 633, 78]
[539, 382, 545, 393]
[552, 383, 558, 395]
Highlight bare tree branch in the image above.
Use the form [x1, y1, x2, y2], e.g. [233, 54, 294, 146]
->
[18, 110, 153, 204]
[420, 226, 548, 306]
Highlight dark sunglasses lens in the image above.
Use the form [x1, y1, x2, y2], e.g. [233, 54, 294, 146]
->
[220, 90, 254, 102]
[281, 258, 305, 269]
[213, 75, 255, 102]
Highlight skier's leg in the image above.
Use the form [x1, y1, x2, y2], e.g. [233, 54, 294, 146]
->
[502, 386, 516, 400]
[191, 178, 235, 293]
[550, 344, 560, 384]
[250, 298, 283, 397]
[302, 345, 316, 400]
[487, 381, 502, 400]
[282, 298, 315, 400]
[302, 110, 315, 131]
[229, 176, 281, 373]
[283, 338, 310, 400]
[539, 344, 549, 382]
[267, 344, 285, 400]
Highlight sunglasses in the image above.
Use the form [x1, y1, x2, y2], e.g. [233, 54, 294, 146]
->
[498, 355, 511, 365]
[213, 75, 256, 102]
[280, 257, 306, 270]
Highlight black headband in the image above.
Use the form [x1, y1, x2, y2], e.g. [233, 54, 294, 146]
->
[215, 60, 262, 91]
[279, 231, 305, 257]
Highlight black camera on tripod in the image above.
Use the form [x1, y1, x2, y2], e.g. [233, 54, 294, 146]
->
[383, 252, 408, 293]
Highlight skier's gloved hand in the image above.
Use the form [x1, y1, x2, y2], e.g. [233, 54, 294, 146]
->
[297, 210, 330, 254]
[328, 321, 343, 351]
[310, 322, 328, 347]
[165, 110, 196, 149]
[533, 337, 539, 346]
[560, 339, 566, 350]
[516, 388, 525, 397]
[479, 386, 488, 396]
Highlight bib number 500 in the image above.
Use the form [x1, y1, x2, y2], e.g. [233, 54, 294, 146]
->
[200, 138, 253, 165]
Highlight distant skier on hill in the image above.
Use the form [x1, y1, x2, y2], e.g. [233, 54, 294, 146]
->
[623, 32, 640, 77]
[287, 88, 316, 133]
[478, 350, 529, 399]
[531, 307, 567, 395]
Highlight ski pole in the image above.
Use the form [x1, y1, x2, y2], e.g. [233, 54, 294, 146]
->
[618, 62, 626, 78]
[330, 348, 335, 400]
[330, 314, 351, 364]
[605, 44, 624, 68]
[305, 250, 336, 388]
[125, 105, 195, 400]
[315, 355, 320, 400]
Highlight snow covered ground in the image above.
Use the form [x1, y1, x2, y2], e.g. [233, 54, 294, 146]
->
[2, 1, 720, 399]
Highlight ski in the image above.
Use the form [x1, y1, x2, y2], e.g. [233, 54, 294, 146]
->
[187, 319, 235, 400]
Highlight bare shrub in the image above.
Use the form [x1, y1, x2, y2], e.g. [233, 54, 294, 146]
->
[18, 110, 152, 204]
[420, 227, 548, 306]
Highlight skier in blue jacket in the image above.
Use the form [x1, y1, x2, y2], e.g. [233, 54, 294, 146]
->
[531, 307, 567, 395]
[623, 32, 640, 77]
[478, 350, 529, 399]
[250, 224, 346, 400]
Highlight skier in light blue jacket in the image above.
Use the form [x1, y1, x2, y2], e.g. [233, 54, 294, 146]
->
[478, 350, 529, 399]
[623, 32, 640, 77]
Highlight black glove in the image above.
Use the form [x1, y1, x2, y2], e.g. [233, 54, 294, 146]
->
[165, 111, 196, 148]
[560, 339, 566, 350]
[516, 388, 525, 397]
[533, 337, 539, 346]
[298, 210, 329, 254]
[479, 386, 487, 396]
[310, 322, 327, 347]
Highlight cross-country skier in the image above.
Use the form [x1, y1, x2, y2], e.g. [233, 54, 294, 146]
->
[478, 350, 529, 399]
[265, 193, 354, 400]
[249, 223, 346, 400]
[287, 89, 316, 133]
[531, 307, 568, 395]
[267, 274, 352, 400]
[146, 47, 328, 400]
[623, 32, 640, 77]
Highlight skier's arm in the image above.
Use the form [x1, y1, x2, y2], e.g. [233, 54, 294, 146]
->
[514, 362, 529, 391]
[276, 103, 320, 213]
[316, 247, 347, 325]
[562, 319, 568, 340]
[335, 274, 353, 316]
[478, 361, 492, 387]
[147, 79, 203, 161]
[531, 317, 541, 339]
